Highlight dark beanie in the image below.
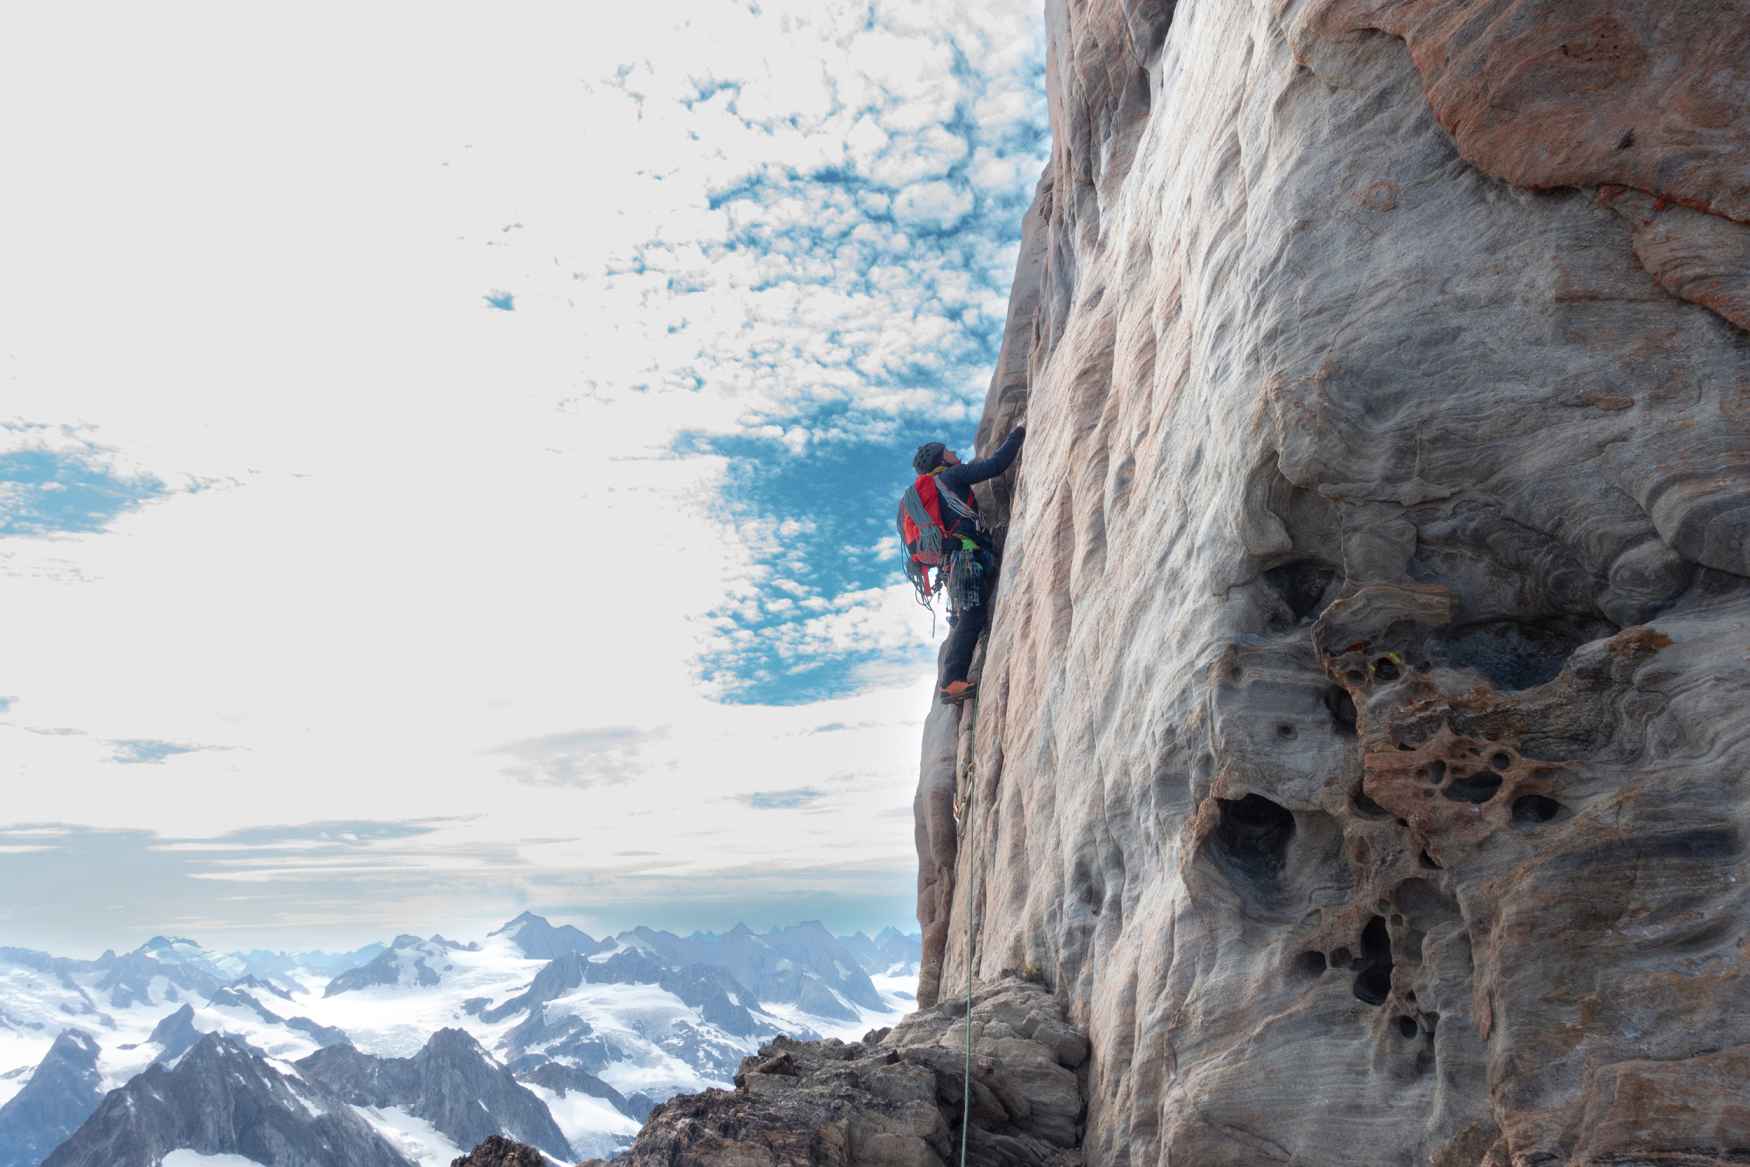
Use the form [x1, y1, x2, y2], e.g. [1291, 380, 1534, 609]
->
[912, 442, 947, 474]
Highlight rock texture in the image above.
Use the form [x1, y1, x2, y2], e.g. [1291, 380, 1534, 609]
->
[450, 1135, 549, 1167]
[918, 1, 1750, 1163]
[594, 976, 1086, 1167]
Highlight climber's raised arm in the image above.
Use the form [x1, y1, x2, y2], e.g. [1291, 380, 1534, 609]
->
[941, 425, 1025, 489]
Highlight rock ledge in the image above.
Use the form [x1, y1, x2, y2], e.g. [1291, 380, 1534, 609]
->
[584, 975, 1086, 1167]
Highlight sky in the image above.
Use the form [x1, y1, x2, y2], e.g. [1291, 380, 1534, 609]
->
[0, 0, 1048, 956]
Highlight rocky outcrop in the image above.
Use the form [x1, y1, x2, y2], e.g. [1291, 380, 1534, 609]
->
[0, 1031, 102, 1167]
[594, 976, 1086, 1167]
[450, 1135, 549, 1167]
[919, 0, 1750, 1163]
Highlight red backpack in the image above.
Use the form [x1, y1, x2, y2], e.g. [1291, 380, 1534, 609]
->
[897, 472, 977, 606]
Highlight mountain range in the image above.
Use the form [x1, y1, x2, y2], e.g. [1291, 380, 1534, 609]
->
[0, 916, 919, 1166]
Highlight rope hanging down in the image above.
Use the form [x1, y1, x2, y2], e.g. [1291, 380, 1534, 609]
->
[959, 754, 974, 1167]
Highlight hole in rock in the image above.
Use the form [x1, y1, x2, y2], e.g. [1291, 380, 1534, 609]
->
[1325, 686, 1358, 736]
[1352, 916, 1394, 1006]
[1213, 793, 1296, 882]
[1490, 752, 1513, 771]
[1346, 669, 1365, 684]
[1351, 788, 1389, 819]
[1396, 1016, 1418, 1039]
[1373, 657, 1400, 681]
[1419, 850, 1442, 870]
[1511, 794, 1562, 826]
[1293, 950, 1327, 978]
[1430, 619, 1605, 691]
[1330, 946, 1351, 967]
[1277, 722, 1297, 739]
[1262, 560, 1338, 623]
[1443, 772, 1504, 804]
[1426, 760, 1446, 785]
[1425, 1012, 1439, 1034]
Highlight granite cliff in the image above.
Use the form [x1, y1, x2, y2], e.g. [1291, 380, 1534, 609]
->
[916, 0, 1750, 1163]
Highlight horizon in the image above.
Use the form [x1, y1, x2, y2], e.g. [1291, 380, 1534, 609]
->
[21, 909, 922, 965]
[0, 0, 1046, 952]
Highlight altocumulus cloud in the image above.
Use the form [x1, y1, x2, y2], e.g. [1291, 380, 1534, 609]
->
[489, 725, 672, 789]
[552, 0, 1050, 704]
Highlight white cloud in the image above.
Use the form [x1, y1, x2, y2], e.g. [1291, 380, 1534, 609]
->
[0, 0, 1045, 947]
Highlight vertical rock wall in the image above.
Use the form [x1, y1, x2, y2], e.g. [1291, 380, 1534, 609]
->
[921, 0, 1750, 1162]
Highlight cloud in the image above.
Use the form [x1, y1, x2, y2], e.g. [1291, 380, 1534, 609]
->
[0, 0, 1045, 948]
[488, 725, 670, 789]
[106, 738, 223, 765]
[735, 786, 829, 810]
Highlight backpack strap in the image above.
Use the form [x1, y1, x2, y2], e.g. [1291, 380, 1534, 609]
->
[897, 482, 946, 608]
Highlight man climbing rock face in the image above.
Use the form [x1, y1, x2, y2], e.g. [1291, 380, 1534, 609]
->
[897, 425, 1025, 704]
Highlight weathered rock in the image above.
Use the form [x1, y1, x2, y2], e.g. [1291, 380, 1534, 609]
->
[601, 976, 1085, 1167]
[919, 1, 1750, 1163]
[450, 1135, 549, 1167]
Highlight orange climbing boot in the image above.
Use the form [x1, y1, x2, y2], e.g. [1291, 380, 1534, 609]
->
[939, 679, 978, 705]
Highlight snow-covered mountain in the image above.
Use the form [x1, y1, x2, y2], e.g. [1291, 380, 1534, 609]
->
[40, 1032, 413, 1167]
[612, 921, 887, 1021]
[4, 917, 920, 1165]
[838, 927, 924, 976]
[489, 913, 606, 961]
[0, 1032, 101, 1167]
[323, 935, 477, 997]
[297, 1029, 573, 1163]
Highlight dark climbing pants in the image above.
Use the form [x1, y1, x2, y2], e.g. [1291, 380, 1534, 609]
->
[940, 549, 997, 687]
[941, 600, 986, 688]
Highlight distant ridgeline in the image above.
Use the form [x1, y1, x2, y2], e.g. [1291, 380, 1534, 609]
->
[0, 917, 920, 1165]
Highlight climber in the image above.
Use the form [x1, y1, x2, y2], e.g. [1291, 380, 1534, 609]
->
[898, 425, 1026, 704]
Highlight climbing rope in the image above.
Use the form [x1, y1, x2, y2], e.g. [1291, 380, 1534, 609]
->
[959, 750, 974, 1167]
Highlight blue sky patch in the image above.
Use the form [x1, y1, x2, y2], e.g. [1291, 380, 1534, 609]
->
[667, 47, 1048, 705]
[484, 290, 516, 311]
[0, 449, 167, 538]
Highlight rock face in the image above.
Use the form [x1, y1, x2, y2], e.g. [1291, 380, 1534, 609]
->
[600, 976, 1086, 1167]
[450, 1135, 549, 1167]
[0, 1031, 102, 1167]
[918, 1, 1750, 1163]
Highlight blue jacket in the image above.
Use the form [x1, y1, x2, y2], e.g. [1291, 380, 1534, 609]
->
[935, 428, 1025, 540]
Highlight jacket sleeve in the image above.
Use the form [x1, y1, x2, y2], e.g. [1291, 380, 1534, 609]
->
[947, 427, 1025, 487]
